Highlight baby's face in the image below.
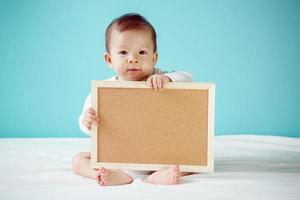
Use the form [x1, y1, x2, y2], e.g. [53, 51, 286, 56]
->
[104, 29, 158, 81]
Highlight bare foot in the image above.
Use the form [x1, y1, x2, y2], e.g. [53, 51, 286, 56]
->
[96, 167, 133, 186]
[145, 165, 181, 185]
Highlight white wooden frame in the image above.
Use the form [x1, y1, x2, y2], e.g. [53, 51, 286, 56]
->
[91, 81, 215, 173]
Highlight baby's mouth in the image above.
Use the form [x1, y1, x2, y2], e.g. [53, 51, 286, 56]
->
[127, 68, 141, 72]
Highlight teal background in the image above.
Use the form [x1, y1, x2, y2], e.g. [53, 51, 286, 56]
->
[0, 0, 299, 138]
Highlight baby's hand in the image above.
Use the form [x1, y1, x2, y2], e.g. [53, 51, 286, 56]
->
[82, 107, 100, 130]
[147, 74, 171, 91]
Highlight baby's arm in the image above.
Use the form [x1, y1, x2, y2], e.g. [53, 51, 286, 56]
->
[79, 94, 100, 135]
[163, 71, 193, 82]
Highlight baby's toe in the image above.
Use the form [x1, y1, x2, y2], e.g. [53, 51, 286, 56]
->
[170, 176, 176, 184]
[99, 180, 105, 186]
[172, 165, 179, 172]
[99, 167, 106, 173]
[173, 169, 181, 184]
[99, 167, 110, 176]
[172, 175, 180, 184]
[96, 175, 101, 184]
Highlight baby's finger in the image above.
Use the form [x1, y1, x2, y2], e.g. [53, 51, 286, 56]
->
[92, 117, 100, 126]
[83, 114, 94, 123]
[96, 175, 101, 184]
[147, 76, 154, 88]
[85, 112, 97, 121]
[85, 116, 99, 127]
[158, 77, 163, 89]
[84, 113, 100, 126]
[87, 115, 100, 126]
[87, 107, 96, 114]
[152, 76, 159, 91]
[82, 119, 91, 130]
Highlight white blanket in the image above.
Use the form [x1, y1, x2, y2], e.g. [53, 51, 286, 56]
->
[0, 135, 299, 200]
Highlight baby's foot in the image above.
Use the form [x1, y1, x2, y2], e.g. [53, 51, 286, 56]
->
[96, 167, 133, 186]
[145, 165, 181, 185]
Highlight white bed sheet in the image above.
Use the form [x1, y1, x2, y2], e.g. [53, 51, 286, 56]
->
[0, 135, 299, 200]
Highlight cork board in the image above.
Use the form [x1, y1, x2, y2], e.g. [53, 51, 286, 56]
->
[91, 81, 215, 173]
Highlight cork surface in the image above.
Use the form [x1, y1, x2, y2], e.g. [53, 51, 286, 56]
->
[97, 88, 208, 166]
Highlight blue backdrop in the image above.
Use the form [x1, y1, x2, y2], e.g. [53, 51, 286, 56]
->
[0, 0, 299, 138]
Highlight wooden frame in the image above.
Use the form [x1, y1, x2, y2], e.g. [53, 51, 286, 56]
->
[91, 81, 215, 173]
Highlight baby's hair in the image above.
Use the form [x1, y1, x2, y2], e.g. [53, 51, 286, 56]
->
[105, 13, 157, 53]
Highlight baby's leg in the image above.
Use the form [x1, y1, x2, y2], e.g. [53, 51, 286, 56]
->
[72, 152, 133, 186]
[72, 152, 98, 179]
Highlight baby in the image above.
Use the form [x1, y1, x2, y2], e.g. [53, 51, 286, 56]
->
[72, 13, 193, 186]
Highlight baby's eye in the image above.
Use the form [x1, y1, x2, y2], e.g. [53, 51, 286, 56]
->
[139, 50, 147, 55]
[119, 51, 127, 55]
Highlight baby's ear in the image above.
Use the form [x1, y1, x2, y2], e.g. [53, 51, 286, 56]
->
[152, 52, 158, 65]
[104, 52, 113, 68]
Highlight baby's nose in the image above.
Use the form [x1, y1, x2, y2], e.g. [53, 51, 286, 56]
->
[128, 55, 138, 64]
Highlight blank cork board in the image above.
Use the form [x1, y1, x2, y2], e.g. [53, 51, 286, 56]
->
[91, 81, 215, 173]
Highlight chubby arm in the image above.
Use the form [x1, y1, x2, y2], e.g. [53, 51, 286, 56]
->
[163, 71, 193, 82]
